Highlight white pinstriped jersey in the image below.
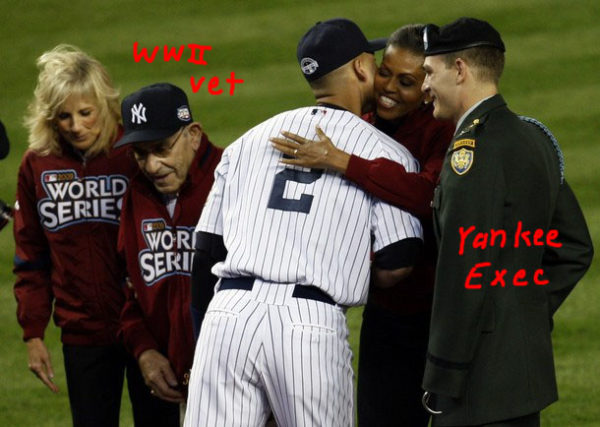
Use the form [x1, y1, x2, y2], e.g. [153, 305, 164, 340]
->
[196, 106, 422, 306]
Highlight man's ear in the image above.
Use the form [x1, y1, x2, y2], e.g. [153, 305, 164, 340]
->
[455, 57, 467, 84]
[187, 122, 203, 150]
[352, 53, 371, 83]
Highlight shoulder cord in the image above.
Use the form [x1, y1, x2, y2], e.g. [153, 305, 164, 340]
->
[518, 115, 565, 184]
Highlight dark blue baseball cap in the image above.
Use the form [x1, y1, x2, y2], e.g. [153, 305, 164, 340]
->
[297, 18, 387, 81]
[115, 83, 193, 147]
[423, 17, 505, 56]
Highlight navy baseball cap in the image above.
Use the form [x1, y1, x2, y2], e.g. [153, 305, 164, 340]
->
[115, 83, 193, 147]
[423, 17, 505, 56]
[297, 18, 387, 81]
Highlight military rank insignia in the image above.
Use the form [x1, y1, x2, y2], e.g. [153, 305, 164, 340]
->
[451, 148, 474, 175]
[455, 118, 480, 138]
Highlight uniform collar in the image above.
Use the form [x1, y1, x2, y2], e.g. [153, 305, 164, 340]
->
[316, 102, 350, 112]
[454, 94, 506, 137]
[455, 95, 494, 135]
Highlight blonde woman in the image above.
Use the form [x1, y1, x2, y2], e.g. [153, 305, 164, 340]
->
[13, 45, 177, 427]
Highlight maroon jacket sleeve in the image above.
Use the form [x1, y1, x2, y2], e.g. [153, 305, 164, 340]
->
[117, 188, 159, 359]
[345, 120, 454, 218]
[13, 153, 53, 341]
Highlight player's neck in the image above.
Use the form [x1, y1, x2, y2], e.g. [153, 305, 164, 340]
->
[314, 95, 360, 116]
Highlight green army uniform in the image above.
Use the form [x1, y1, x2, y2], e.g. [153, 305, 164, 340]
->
[423, 94, 594, 426]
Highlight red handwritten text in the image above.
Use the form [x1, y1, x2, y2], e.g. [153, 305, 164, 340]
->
[459, 222, 561, 255]
[133, 42, 244, 96]
[459, 222, 559, 289]
[465, 263, 549, 289]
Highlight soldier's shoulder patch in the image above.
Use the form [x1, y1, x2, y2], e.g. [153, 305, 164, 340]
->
[451, 148, 474, 175]
[453, 138, 476, 150]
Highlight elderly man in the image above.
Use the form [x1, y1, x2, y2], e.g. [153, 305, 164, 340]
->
[115, 83, 222, 426]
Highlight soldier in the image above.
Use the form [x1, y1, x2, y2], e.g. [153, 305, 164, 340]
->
[420, 17, 594, 426]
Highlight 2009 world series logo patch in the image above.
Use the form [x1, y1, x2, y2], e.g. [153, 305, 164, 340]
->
[138, 219, 196, 286]
[38, 170, 129, 231]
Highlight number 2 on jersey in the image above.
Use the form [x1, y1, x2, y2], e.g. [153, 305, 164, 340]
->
[267, 168, 323, 213]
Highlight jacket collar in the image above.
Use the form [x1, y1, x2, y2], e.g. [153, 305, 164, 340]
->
[454, 94, 506, 138]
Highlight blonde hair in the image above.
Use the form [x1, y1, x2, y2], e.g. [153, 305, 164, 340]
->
[24, 44, 121, 157]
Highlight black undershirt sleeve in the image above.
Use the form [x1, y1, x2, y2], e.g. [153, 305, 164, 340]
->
[191, 231, 227, 341]
[373, 237, 422, 270]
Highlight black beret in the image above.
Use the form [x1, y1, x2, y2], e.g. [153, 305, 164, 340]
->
[423, 17, 505, 56]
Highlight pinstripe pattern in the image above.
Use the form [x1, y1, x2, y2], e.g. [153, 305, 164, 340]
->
[196, 106, 422, 306]
[185, 106, 423, 427]
[185, 281, 353, 427]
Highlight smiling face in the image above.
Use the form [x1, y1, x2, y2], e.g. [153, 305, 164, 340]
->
[132, 124, 202, 195]
[54, 94, 102, 153]
[374, 45, 426, 122]
[422, 54, 461, 122]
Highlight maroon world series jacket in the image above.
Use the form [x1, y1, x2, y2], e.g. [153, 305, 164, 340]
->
[14, 141, 138, 345]
[118, 133, 222, 385]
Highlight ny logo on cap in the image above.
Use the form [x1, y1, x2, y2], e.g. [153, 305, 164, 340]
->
[301, 57, 319, 75]
[131, 103, 147, 124]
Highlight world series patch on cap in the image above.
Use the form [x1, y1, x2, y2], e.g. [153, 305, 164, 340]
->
[297, 18, 387, 81]
[423, 17, 505, 56]
[115, 82, 193, 148]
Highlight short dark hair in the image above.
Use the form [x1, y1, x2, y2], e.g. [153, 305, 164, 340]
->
[442, 46, 505, 84]
[387, 24, 426, 56]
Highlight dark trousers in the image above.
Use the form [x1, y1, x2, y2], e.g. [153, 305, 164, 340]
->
[472, 412, 540, 427]
[440, 412, 541, 427]
[357, 305, 431, 427]
[63, 344, 179, 427]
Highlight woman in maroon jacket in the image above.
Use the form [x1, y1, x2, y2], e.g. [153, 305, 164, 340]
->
[271, 24, 455, 426]
[13, 45, 157, 427]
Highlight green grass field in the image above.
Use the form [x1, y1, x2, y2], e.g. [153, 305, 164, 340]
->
[0, 0, 598, 425]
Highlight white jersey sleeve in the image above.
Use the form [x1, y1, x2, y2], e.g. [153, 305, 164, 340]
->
[360, 136, 422, 252]
[195, 147, 229, 236]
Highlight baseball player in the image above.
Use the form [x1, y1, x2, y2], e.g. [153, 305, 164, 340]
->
[184, 19, 423, 427]
[115, 83, 223, 426]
